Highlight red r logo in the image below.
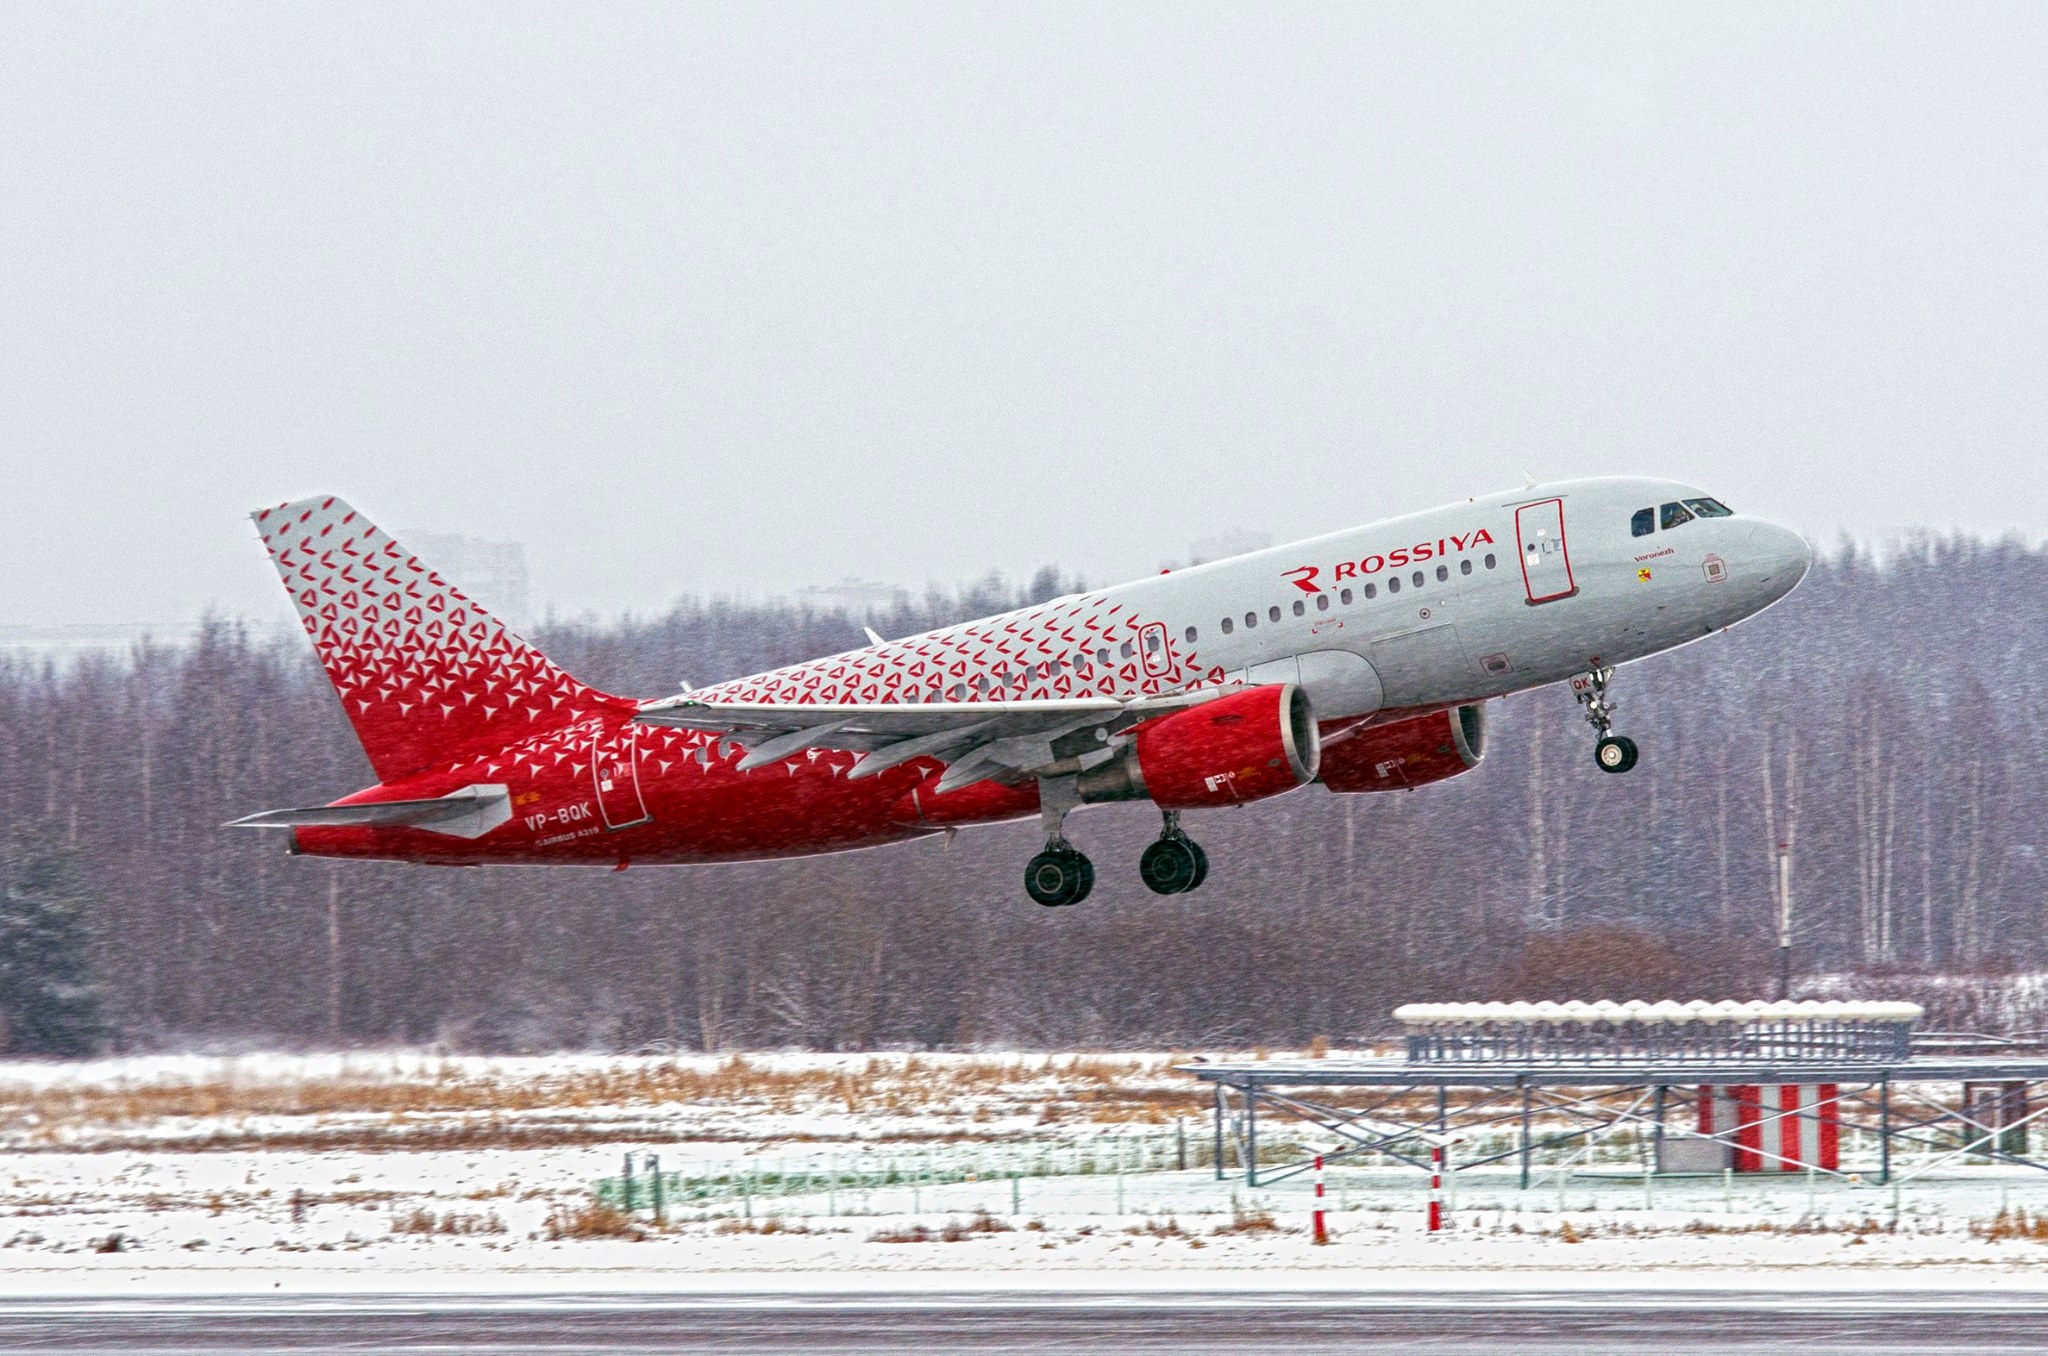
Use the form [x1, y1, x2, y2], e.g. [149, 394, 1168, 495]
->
[1283, 565, 1322, 594]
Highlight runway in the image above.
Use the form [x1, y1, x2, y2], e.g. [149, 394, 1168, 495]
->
[4, 1290, 2048, 1353]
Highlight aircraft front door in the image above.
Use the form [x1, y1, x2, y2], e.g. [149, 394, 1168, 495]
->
[1515, 498, 1577, 604]
[592, 724, 653, 830]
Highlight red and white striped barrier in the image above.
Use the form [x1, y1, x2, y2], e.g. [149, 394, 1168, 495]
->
[1312, 1154, 1329, 1244]
[1698, 1084, 1840, 1172]
[1428, 1143, 1444, 1232]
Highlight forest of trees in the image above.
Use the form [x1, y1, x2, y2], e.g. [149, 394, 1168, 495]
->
[2, 538, 2046, 1054]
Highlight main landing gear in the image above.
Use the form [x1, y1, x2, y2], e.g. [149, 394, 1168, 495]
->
[1139, 811, 1209, 896]
[1025, 842, 1095, 907]
[1028, 776, 1097, 907]
[1024, 782, 1210, 906]
[1573, 666, 1639, 774]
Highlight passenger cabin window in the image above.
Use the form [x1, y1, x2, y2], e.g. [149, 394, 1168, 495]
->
[1120, 640, 1135, 658]
[1244, 612, 1257, 628]
[1412, 571, 1425, 588]
[1436, 564, 1449, 582]
[1315, 594, 1329, 611]
[1184, 626, 1198, 643]
[1340, 588, 1354, 605]
[1364, 582, 1377, 599]
[1268, 605, 1281, 623]
[1388, 576, 1402, 594]
[1686, 497, 1734, 518]
[1460, 559, 1472, 576]
[1292, 599, 1305, 617]
[1485, 553, 1497, 569]
[1631, 508, 1655, 537]
[1220, 617, 1233, 635]
[1660, 501, 1695, 530]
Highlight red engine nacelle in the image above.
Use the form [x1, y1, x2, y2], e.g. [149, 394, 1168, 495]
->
[1319, 704, 1487, 792]
[1078, 683, 1321, 809]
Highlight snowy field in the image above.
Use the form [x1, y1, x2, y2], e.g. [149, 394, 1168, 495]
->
[4, 1050, 2048, 1293]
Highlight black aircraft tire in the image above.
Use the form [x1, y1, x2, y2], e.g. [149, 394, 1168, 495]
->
[1188, 841, 1209, 890]
[1139, 838, 1201, 896]
[1026, 849, 1091, 906]
[1595, 735, 1639, 774]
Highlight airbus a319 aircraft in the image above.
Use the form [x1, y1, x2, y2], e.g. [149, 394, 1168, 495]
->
[232, 479, 1810, 905]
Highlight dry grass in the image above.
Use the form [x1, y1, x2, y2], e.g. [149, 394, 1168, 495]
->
[542, 1200, 644, 1241]
[388, 1207, 506, 1237]
[1972, 1207, 2048, 1242]
[0, 1053, 1222, 1152]
[1210, 1199, 1280, 1236]
[1125, 1215, 1190, 1239]
[714, 1215, 819, 1235]
[868, 1210, 1014, 1243]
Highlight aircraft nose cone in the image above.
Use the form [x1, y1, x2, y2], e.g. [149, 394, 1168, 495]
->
[1748, 520, 1812, 602]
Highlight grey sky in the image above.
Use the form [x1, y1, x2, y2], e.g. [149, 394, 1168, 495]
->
[3, 3, 2044, 628]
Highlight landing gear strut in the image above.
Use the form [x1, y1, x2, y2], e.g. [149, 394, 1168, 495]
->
[1139, 811, 1209, 896]
[1026, 775, 1095, 907]
[1573, 667, 1639, 774]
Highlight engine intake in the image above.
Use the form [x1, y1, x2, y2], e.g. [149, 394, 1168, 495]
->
[1079, 683, 1320, 809]
[1318, 704, 1486, 793]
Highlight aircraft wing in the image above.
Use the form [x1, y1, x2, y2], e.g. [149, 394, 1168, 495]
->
[635, 690, 1223, 792]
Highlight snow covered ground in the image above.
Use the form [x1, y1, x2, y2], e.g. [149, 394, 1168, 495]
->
[3, 1050, 2048, 1292]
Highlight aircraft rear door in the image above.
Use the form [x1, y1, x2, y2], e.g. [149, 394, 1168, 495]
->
[1515, 498, 1577, 604]
[592, 723, 653, 830]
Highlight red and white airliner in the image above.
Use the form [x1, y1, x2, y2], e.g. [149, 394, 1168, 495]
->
[232, 480, 1809, 904]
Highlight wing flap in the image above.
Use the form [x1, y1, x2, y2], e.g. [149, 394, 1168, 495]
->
[635, 689, 1232, 791]
[635, 696, 1130, 740]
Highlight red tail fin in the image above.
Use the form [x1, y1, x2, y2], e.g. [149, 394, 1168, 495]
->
[252, 495, 630, 782]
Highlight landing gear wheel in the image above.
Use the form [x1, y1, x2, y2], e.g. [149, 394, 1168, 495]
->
[1573, 667, 1639, 774]
[1025, 846, 1094, 906]
[1140, 837, 1202, 895]
[1595, 734, 1638, 774]
[1141, 811, 1210, 896]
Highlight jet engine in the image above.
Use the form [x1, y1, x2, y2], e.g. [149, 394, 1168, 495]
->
[1078, 683, 1321, 809]
[1318, 704, 1486, 792]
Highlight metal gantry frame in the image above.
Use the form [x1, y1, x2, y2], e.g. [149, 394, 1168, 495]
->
[1185, 1058, 2048, 1190]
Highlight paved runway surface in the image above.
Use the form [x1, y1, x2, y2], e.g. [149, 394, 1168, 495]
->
[5, 1290, 2048, 1354]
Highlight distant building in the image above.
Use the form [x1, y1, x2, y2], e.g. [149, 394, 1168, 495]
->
[0, 622, 205, 662]
[1185, 530, 1274, 566]
[792, 579, 906, 615]
[403, 532, 533, 630]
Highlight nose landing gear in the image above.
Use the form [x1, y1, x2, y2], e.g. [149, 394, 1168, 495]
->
[1573, 667, 1639, 774]
[1595, 734, 1638, 773]
[1139, 812, 1209, 896]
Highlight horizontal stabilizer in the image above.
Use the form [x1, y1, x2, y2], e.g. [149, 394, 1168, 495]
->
[225, 784, 511, 840]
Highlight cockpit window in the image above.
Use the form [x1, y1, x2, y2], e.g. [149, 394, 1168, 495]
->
[1630, 508, 1655, 537]
[1660, 501, 1695, 530]
[1685, 497, 1733, 518]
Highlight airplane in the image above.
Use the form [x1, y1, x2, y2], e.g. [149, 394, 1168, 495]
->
[230, 478, 1811, 905]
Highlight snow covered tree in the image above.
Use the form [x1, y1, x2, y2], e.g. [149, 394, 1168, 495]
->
[0, 828, 106, 1057]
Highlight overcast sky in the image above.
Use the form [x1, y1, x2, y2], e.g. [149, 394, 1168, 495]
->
[3, 2, 2044, 628]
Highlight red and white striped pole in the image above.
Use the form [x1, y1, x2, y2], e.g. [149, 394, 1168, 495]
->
[1312, 1154, 1329, 1245]
[1428, 1143, 1444, 1234]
